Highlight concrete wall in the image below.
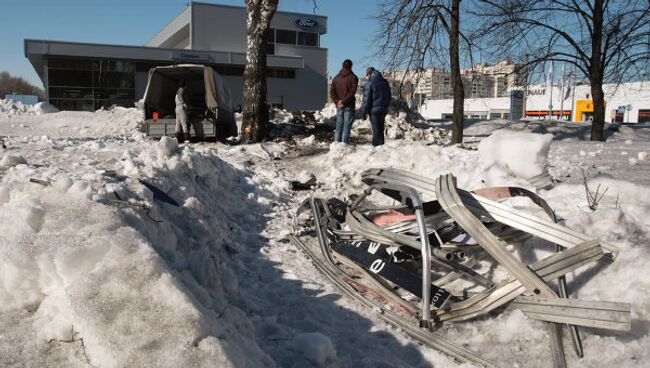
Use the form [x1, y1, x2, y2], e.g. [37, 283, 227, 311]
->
[524, 82, 650, 122]
[146, 7, 191, 48]
[271, 44, 327, 110]
[191, 2, 328, 111]
[421, 82, 650, 123]
[224, 46, 328, 111]
[191, 3, 246, 52]
[598, 82, 650, 123]
[191, 3, 327, 52]
[421, 97, 510, 119]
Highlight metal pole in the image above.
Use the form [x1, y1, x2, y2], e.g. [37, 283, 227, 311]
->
[548, 77, 553, 120]
[570, 65, 577, 122]
[560, 63, 566, 120]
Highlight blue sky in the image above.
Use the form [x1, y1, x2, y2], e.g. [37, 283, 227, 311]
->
[0, 0, 378, 88]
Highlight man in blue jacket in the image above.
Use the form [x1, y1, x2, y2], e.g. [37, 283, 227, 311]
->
[361, 68, 392, 146]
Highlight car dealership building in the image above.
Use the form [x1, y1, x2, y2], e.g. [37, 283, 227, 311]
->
[24, 2, 328, 111]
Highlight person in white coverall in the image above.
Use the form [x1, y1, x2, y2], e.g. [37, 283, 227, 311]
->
[175, 82, 190, 142]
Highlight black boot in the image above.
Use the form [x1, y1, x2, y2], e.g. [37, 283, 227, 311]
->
[184, 133, 191, 143]
[175, 132, 183, 141]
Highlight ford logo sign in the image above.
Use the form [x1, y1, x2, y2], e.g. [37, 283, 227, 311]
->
[294, 17, 319, 30]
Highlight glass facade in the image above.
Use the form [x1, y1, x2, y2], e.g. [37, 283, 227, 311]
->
[275, 29, 297, 45]
[47, 57, 136, 111]
[268, 28, 319, 48]
[297, 31, 318, 46]
[44, 56, 297, 111]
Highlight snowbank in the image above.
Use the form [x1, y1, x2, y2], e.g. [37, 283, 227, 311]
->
[2, 101, 650, 367]
[0, 138, 280, 366]
[478, 129, 552, 185]
[33, 101, 59, 114]
[289, 332, 336, 365]
[0, 99, 58, 115]
[270, 103, 449, 144]
[0, 104, 143, 139]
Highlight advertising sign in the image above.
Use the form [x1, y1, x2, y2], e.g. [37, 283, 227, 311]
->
[171, 51, 210, 62]
[510, 90, 524, 120]
[293, 17, 320, 30]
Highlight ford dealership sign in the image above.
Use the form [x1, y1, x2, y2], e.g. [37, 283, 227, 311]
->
[294, 17, 319, 30]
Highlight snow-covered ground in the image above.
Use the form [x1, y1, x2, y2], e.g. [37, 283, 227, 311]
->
[1, 101, 649, 367]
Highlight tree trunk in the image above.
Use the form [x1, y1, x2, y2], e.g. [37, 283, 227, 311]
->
[449, 0, 465, 144]
[590, 79, 606, 140]
[589, 0, 605, 141]
[241, 0, 278, 143]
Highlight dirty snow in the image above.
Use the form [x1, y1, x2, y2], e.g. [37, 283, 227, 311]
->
[0, 99, 649, 367]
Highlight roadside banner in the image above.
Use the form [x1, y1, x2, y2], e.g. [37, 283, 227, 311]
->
[564, 65, 574, 101]
[544, 61, 554, 100]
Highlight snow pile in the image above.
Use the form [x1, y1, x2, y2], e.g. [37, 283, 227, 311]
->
[384, 112, 450, 143]
[0, 99, 32, 114]
[0, 105, 144, 139]
[315, 102, 337, 120]
[33, 101, 59, 114]
[2, 104, 650, 367]
[478, 129, 553, 185]
[0, 154, 27, 167]
[85, 107, 144, 137]
[348, 111, 450, 144]
[316, 128, 551, 194]
[0, 99, 58, 115]
[266, 103, 448, 144]
[310, 141, 482, 200]
[0, 140, 281, 366]
[157, 136, 179, 159]
[289, 332, 336, 366]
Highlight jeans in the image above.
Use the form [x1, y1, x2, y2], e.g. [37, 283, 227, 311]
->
[370, 112, 386, 146]
[335, 107, 354, 143]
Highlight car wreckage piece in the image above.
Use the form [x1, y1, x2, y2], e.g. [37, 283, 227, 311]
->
[290, 169, 630, 368]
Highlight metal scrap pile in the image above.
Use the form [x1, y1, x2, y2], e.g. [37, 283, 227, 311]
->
[290, 168, 631, 368]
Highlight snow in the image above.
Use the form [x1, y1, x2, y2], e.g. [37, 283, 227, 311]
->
[0, 153, 27, 167]
[0, 99, 58, 115]
[1, 98, 649, 367]
[289, 332, 336, 366]
[478, 129, 552, 181]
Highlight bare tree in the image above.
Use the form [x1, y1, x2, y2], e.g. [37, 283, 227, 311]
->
[0, 71, 44, 99]
[474, 0, 650, 141]
[241, 0, 279, 143]
[376, 0, 471, 144]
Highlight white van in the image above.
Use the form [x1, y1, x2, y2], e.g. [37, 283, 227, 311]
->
[143, 64, 238, 140]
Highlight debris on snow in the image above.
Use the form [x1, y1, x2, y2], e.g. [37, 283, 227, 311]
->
[0, 153, 27, 167]
[1, 99, 650, 368]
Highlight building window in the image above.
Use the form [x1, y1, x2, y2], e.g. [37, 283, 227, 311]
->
[267, 69, 296, 79]
[266, 28, 276, 43]
[48, 69, 93, 87]
[266, 28, 276, 55]
[276, 29, 297, 44]
[639, 109, 650, 123]
[298, 32, 318, 46]
[214, 66, 245, 76]
[47, 57, 135, 111]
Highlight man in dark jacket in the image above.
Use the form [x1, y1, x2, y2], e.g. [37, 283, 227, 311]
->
[329, 59, 359, 144]
[361, 68, 391, 146]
